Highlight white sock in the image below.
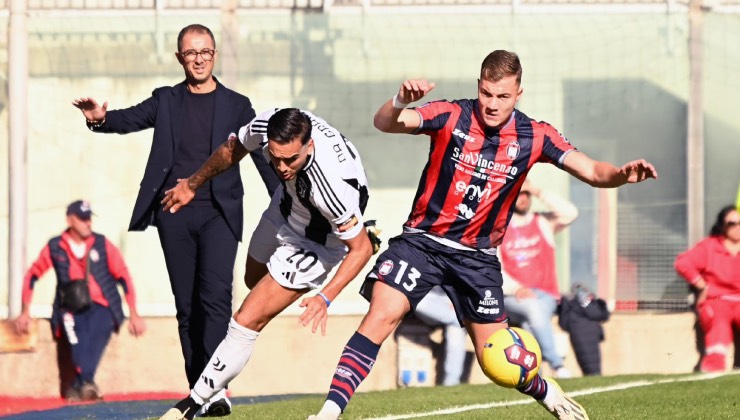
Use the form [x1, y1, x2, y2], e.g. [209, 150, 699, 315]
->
[192, 318, 259, 402]
[210, 388, 227, 402]
[318, 400, 342, 418]
[189, 389, 206, 406]
[192, 388, 227, 407]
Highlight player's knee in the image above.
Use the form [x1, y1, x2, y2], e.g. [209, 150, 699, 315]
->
[359, 307, 406, 341]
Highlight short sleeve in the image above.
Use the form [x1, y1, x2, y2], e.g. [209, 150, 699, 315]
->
[414, 100, 455, 135]
[538, 123, 577, 168]
[238, 108, 279, 152]
[306, 165, 365, 241]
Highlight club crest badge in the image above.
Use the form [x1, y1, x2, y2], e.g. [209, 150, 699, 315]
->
[506, 141, 520, 160]
[378, 260, 394, 276]
[296, 178, 308, 199]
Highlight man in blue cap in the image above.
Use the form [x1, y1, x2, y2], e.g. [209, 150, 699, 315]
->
[14, 200, 147, 401]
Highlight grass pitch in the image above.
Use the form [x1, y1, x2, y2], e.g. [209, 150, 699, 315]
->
[153, 372, 740, 419]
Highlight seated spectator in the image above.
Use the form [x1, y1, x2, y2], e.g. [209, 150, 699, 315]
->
[414, 286, 468, 386]
[675, 205, 740, 372]
[500, 180, 578, 378]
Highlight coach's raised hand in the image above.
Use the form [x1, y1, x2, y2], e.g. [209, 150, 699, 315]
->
[72, 97, 108, 123]
[161, 178, 195, 213]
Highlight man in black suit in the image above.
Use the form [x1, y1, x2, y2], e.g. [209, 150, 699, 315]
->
[73, 24, 278, 416]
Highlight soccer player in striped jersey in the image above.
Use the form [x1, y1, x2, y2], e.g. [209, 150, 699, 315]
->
[159, 108, 374, 420]
[310, 50, 657, 420]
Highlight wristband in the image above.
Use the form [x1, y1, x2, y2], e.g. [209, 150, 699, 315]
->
[86, 118, 106, 130]
[392, 94, 409, 109]
[317, 292, 331, 308]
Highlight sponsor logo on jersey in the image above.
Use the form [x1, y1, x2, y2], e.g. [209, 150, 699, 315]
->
[456, 203, 475, 220]
[451, 147, 519, 176]
[454, 180, 492, 202]
[378, 260, 394, 276]
[453, 128, 476, 143]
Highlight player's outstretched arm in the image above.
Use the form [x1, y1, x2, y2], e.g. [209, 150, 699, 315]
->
[374, 79, 436, 134]
[298, 228, 373, 335]
[563, 151, 658, 188]
[162, 134, 249, 213]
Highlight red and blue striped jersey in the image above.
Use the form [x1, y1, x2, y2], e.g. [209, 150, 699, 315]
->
[404, 99, 576, 249]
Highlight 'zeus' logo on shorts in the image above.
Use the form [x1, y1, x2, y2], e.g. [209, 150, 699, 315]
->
[477, 307, 500, 315]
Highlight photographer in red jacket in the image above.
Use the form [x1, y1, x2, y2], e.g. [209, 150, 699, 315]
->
[14, 200, 146, 400]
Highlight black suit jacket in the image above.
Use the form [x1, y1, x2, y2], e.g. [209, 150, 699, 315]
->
[92, 79, 279, 241]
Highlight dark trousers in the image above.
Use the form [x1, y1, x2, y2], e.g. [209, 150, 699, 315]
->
[156, 203, 238, 388]
[60, 303, 115, 387]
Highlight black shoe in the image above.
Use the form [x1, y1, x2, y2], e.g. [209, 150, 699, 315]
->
[79, 382, 102, 401]
[63, 385, 81, 402]
[203, 397, 232, 417]
[160, 396, 201, 420]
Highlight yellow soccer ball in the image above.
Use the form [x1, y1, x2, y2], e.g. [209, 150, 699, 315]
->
[481, 327, 542, 388]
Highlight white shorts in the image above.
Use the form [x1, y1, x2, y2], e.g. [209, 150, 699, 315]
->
[248, 191, 347, 290]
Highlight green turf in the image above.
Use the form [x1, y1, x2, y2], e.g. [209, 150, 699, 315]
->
[155, 372, 740, 419]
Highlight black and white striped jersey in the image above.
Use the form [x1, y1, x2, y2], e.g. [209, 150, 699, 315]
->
[237, 109, 369, 246]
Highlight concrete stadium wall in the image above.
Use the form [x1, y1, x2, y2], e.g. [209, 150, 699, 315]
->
[1, 312, 724, 398]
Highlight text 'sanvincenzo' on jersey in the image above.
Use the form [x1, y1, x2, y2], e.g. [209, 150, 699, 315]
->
[238, 109, 369, 247]
[406, 99, 576, 250]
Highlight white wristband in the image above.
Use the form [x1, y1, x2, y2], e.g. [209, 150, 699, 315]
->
[392, 94, 409, 109]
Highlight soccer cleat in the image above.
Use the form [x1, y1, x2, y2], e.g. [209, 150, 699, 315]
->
[538, 378, 589, 420]
[201, 397, 232, 417]
[160, 396, 201, 420]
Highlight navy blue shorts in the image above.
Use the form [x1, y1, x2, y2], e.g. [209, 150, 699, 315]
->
[360, 233, 507, 326]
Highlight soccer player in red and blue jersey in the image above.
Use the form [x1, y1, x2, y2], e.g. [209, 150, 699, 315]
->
[310, 50, 658, 420]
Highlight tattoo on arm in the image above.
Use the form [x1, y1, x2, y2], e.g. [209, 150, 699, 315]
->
[187, 137, 249, 190]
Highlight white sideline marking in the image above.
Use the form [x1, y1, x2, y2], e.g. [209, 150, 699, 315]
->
[363, 372, 738, 420]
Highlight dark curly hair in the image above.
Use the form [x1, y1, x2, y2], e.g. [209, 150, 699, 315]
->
[709, 205, 738, 237]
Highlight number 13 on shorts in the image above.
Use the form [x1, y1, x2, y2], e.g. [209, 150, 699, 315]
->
[377, 259, 420, 292]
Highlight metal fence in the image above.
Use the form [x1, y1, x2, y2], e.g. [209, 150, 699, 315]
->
[2, 2, 739, 315]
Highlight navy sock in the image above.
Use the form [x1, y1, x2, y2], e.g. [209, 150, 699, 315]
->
[326, 332, 380, 412]
[517, 374, 548, 400]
